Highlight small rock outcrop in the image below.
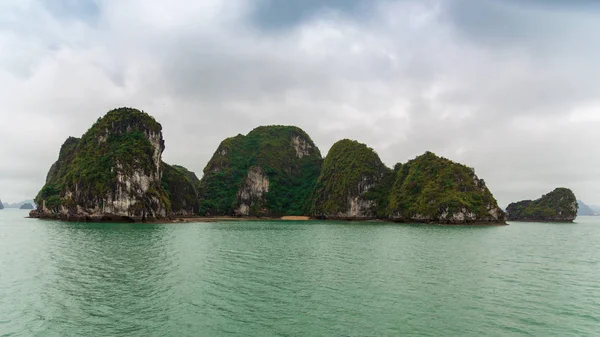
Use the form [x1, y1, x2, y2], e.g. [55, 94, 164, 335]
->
[387, 152, 505, 224]
[31, 108, 170, 221]
[507, 188, 578, 222]
[19, 203, 34, 210]
[311, 139, 393, 219]
[198, 125, 322, 216]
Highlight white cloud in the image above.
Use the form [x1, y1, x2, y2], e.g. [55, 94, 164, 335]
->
[0, 0, 599, 206]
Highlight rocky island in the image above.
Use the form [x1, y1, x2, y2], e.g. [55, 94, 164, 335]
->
[199, 133, 505, 224]
[310, 139, 394, 219]
[0, 199, 4, 210]
[19, 203, 34, 210]
[387, 152, 505, 224]
[30, 107, 507, 224]
[311, 143, 506, 224]
[30, 108, 198, 221]
[198, 125, 322, 217]
[506, 188, 578, 222]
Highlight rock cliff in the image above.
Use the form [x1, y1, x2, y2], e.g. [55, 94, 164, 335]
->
[198, 125, 322, 216]
[172, 165, 201, 191]
[507, 188, 578, 222]
[31, 108, 170, 221]
[311, 139, 393, 219]
[387, 152, 505, 224]
[161, 163, 199, 216]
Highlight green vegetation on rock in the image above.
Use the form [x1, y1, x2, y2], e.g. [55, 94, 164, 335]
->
[172, 165, 201, 191]
[311, 139, 391, 218]
[198, 125, 322, 216]
[30, 108, 507, 225]
[388, 152, 504, 223]
[199, 133, 503, 223]
[363, 164, 399, 216]
[507, 188, 578, 222]
[161, 163, 199, 216]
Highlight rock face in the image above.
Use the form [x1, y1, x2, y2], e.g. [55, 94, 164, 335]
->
[19, 203, 34, 210]
[507, 188, 578, 222]
[198, 125, 322, 216]
[31, 108, 170, 221]
[161, 163, 199, 216]
[172, 165, 201, 191]
[236, 166, 270, 216]
[387, 152, 505, 224]
[311, 139, 393, 219]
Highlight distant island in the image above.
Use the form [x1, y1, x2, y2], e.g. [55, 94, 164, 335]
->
[506, 188, 578, 222]
[577, 200, 598, 216]
[28, 107, 576, 225]
[2, 200, 36, 209]
[19, 203, 34, 210]
[0, 199, 3, 210]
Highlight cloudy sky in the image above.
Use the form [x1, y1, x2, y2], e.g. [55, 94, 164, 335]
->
[1, 0, 599, 207]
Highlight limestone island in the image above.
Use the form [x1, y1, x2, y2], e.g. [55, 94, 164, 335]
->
[0, 199, 4, 210]
[30, 108, 198, 222]
[310, 140, 504, 224]
[31, 107, 506, 225]
[198, 128, 505, 224]
[19, 203, 34, 210]
[506, 188, 578, 222]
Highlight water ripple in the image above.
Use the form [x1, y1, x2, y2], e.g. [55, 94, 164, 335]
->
[1, 212, 600, 336]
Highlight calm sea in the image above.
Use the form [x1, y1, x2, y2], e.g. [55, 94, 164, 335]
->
[1, 209, 599, 336]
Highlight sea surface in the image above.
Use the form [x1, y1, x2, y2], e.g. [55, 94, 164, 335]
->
[1, 209, 599, 336]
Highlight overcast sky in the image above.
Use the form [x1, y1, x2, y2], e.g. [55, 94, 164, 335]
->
[1, 0, 599, 207]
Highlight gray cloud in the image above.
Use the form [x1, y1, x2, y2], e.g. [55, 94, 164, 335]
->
[1, 0, 599, 207]
[249, 0, 366, 29]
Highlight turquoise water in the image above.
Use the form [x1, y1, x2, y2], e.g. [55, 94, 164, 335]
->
[1, 209, 599, 336]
